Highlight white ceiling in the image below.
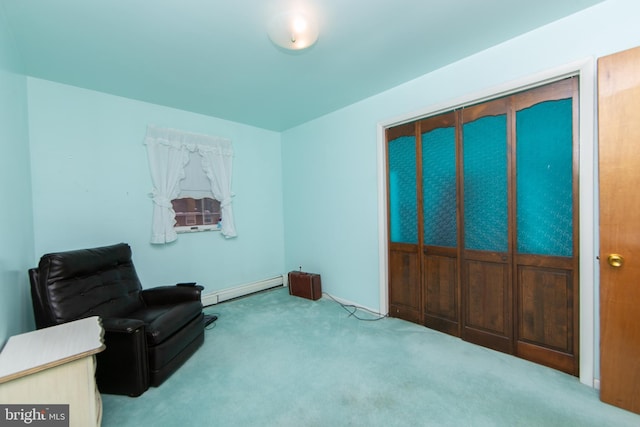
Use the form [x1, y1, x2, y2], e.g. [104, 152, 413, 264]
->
[2, 0, 603, 131]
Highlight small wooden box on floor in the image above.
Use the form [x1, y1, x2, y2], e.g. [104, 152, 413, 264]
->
[288, 271, 322, 300]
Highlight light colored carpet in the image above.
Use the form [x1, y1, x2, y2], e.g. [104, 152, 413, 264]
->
[101, 287, 640, 426]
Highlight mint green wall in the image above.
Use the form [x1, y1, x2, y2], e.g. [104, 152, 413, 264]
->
[0, 5, 34, 344]
[282, 112, 381, 309]
[27, 78, 284, 293]
[281, 0, 640, 382]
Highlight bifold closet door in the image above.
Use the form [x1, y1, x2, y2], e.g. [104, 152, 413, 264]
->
[513, 79, 579, 375]
[461, 98, 513, 353]
[386, 78, 579, 376]
[387, 123, 422, 323]
[420, 113, 460, 336]
[459, 79, 578, 373]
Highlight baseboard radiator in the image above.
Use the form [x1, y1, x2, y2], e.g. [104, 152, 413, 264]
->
[201, 274, 286, 307]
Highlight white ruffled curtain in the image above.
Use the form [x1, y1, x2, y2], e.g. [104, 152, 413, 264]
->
[144, 125, 236, 243]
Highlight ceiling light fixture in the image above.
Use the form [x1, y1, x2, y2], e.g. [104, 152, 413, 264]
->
[267, 10, 319, 51]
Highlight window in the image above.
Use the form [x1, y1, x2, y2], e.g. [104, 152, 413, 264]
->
[144, 125, 236, 244]
[172, 197, 221, 230]
[171, 150, 222, 233]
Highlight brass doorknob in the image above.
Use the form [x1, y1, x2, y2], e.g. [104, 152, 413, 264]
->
[608, 254, 624, 268]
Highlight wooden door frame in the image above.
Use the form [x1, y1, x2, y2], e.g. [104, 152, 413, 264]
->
[377, 58, 597, 387]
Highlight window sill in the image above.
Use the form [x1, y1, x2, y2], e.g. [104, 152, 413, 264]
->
[175, 225, 220, 233]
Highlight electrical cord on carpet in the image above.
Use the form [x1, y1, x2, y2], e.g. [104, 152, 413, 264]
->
[323, 292, 388, 321]
[203, 312, 220, 330]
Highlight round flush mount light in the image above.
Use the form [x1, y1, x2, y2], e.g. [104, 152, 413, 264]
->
[267, 10, 319, 51]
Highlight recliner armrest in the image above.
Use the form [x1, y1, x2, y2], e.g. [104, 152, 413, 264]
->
[97, 317, 150, 396]
[140, 285, 202, 306]
[101, 317, 145, 334]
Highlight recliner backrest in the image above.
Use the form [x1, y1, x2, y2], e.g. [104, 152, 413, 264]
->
[30, 243, 145, 328]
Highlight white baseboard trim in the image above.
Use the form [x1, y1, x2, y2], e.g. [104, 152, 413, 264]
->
[593, 378, 601, 390]
[201, 275, 286, 307]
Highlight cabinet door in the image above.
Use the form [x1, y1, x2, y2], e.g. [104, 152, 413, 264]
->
[420, 113, 460, 335]
[461, 98, 513, 354]
[387, 124, 421, 323]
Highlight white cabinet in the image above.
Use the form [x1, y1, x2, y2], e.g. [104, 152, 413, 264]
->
[0, 316, 105, 427]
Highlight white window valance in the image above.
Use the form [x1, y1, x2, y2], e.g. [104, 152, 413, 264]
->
[144, 125, 237, 243]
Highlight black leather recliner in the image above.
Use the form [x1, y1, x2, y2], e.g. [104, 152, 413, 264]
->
[28, 243, 205, 397]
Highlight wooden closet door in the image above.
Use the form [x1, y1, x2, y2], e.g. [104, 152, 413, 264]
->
[386, 79, 579, 377]
[420, 112, 460, 336]
[387, 123, 422, 323]
[461, 98, 513, 354]
[512, 79, 579, 376]
[598, 46, 640, 414]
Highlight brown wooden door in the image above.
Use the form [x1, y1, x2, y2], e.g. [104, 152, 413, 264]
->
[386, 79, 579, 376]
[419, 113, 460, 336]
[598, 45, 640, 414]
[512, 79, 580, 376]
[460, 98, 514, 354]
[460, 81, 579, 372]
[387, 123, 423, 324]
